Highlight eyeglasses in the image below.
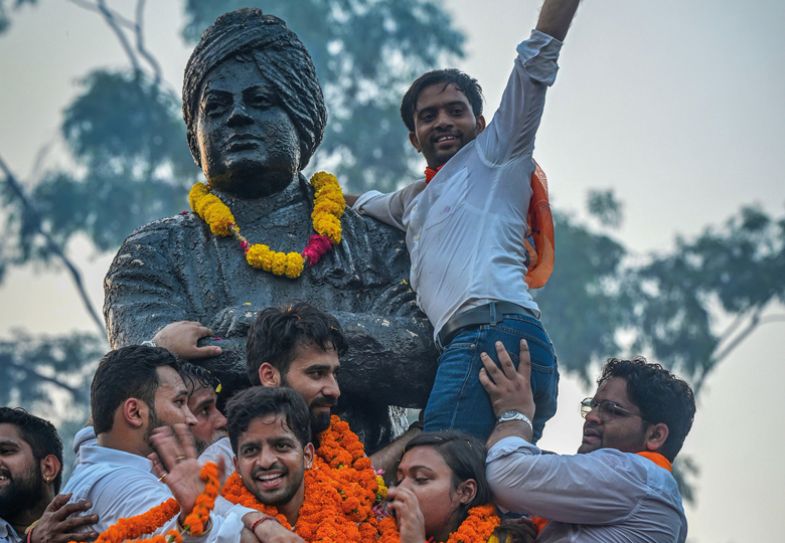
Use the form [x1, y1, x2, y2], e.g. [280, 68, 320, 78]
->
[580, 397, 643, 420]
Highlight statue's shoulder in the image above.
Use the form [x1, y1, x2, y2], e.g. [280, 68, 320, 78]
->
[120, 212, 205, 247]
[343, 206, 405, 243]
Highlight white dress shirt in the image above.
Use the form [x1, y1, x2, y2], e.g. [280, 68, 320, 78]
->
[199, 437, 235, 483]
[353, 30, 561, 339]
[63, 442, 249, 541]
[486, 436, 688, 543]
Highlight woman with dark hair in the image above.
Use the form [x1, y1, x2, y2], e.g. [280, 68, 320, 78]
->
[388, 430, 535, 543]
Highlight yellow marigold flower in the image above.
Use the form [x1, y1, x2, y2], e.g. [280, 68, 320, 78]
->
[271, 251, 287, 276]
[310, 171, 338, 191]
[246, 244, 272, 271]
[312, 199, 344, 217]
[284, 252, 304, 279]
[203, 201, 234, 236]
[188, 182, 210, 210]
[315, 214, 342, 244]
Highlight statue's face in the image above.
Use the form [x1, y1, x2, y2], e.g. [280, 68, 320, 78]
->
[195, 57, 301, 198]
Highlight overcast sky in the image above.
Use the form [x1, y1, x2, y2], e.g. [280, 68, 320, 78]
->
[1, 2, 783, 541]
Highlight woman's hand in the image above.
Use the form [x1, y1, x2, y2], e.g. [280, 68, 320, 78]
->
[387, 486, 427, 543]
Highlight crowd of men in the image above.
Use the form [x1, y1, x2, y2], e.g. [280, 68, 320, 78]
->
[2, 301, 695, 542]
[3, 0, 699, 541]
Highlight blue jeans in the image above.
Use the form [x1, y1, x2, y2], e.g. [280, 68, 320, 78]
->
[423, 313, 558, 443]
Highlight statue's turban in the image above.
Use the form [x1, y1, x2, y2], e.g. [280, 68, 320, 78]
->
[182, 8, 326, 169]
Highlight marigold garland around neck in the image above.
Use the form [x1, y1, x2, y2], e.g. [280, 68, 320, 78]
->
[221, 415, 395, 541]
[188, 171, 345, 279]
[446, 504, 501, 543]
[77, 462, 220, 543]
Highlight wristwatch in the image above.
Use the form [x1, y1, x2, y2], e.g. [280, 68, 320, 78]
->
[497, 410, 533, 430]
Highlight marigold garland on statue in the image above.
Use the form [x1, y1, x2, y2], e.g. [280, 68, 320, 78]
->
[76, 462, 220, 543]
[188, 171, 345, 279]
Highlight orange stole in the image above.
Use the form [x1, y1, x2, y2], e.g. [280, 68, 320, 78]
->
[424, 160, 555, 290]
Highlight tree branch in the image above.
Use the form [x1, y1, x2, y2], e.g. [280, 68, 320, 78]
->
[134, 0, 162, 86]
[692, 307, 785, 396]
[0, 155, 106, 338]
[66, 0, 135, 30]
[3, 355, 83, 401]
[96, 0, 141, 74]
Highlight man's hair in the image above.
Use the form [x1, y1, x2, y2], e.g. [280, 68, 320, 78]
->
[599, 358, 696, 461]
[0, 407, 63, 492]
[246, 303, 348, 384]
[91, 345, 180, 435]
[400, 69, 484, 132]
[183, 8, 325, 169]
[405, 431, 491, 511]
[225, 386, 312, 453]
[180, 362, 221, 394]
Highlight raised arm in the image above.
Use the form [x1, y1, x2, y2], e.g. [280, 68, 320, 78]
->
[536, 0, 581, 42]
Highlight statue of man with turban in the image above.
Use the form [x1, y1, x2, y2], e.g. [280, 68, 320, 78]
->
[103, 9, 436, 450]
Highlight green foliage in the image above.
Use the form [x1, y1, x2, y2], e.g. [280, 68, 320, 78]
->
[586, 188, 623, 229]
[0, 0, 36, 34]
[181, 0, 465, 193]
[0, 331, 103, 413]
[629, 205, 785, 382]
[538, 211, 632, 380]
[63, 70, 195, 181]
[2, 70, 198, 263]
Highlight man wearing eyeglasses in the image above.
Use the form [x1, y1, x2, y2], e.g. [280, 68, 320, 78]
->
[480, 340, 696, 542]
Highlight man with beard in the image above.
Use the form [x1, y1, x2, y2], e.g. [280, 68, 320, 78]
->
[480, 341, 696, 542]
[0, 408, 96, 543]
[179, 363, 228, 453]
[62, 346, 259, 538]
[245, 303, 422, 473]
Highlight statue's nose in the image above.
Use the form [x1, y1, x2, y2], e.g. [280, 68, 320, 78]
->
[227, 102, 253, 126]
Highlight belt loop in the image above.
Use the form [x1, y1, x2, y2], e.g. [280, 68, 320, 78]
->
[490, 302, 498, 325]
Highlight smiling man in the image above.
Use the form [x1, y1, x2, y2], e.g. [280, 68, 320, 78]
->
[481, 341, 696, 543]
[226, 387, 314, 527]
[0, 408, 96, 543]
[350, 0, 585, 443]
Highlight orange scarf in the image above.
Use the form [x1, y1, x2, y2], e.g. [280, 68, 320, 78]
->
[531, 451, 673, 535]
[424, 160, 554, 289]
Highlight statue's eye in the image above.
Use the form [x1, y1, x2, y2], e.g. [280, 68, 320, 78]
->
[203, 98, 228, 115]
[248, 93, 274, 109]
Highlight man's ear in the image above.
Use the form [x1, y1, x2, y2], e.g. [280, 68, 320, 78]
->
[408, 131, 422, 153]
[475, 114, 487, 134]
[40, 453, 61, 486]
[258, 362, 282, 387]
[644, 422, 670, 452]
[303, 442, 315, 469]
[123, 398, 146, 429]
[456, 478, 478, 505]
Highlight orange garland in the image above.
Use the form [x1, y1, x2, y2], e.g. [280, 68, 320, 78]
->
[79, 462, 220, 543]
[446, 504, 501, 543]
[222, 415, 396, 541]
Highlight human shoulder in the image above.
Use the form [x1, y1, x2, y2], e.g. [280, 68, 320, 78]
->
[0, 518, 22, 543]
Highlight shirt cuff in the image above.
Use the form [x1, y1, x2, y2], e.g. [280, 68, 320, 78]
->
[516, 29, 563, 86]
[352, 190, 383, 212]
